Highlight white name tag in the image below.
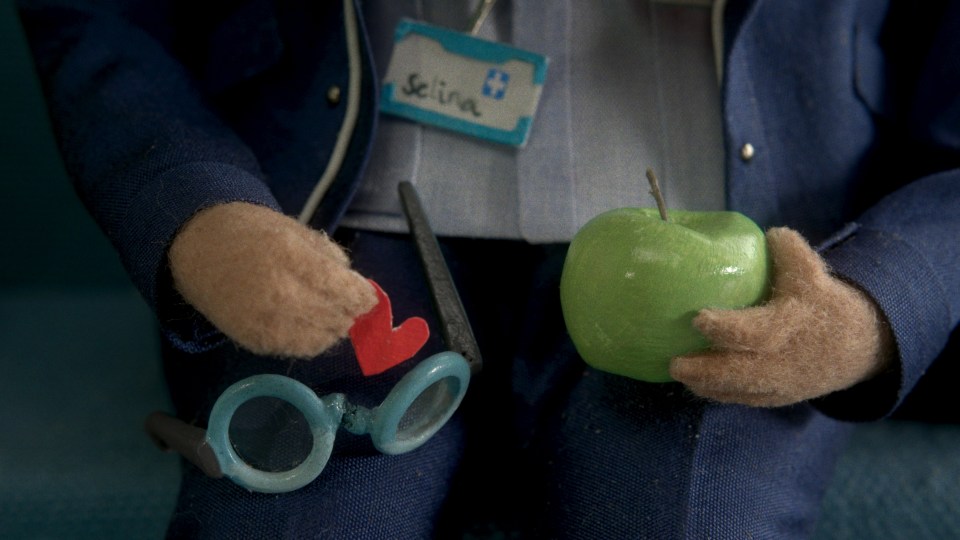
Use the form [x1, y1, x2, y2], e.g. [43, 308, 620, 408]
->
[380, 20, 549, 147]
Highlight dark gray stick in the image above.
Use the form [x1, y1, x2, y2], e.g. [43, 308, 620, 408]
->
[398, 181, 483, 374]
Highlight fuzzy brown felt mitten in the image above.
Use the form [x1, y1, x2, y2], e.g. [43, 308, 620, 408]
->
[669, 227, 896, 407]
[168, 202, 377, 358]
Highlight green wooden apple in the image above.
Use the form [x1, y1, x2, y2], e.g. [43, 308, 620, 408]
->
[560, 206, 771, 382]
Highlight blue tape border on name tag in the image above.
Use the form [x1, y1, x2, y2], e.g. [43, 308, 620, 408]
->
[380, 19, 548, 147]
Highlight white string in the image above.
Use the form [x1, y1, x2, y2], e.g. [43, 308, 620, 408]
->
[651, 0, 727, 85]
[298, 0, 364, 224]
[468, 0, 497, 35]
[711, 0, 728, 85]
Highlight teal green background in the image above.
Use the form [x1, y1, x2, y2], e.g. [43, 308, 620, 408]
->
[0, 2, 178, 538]
[0, 4, 128, 288]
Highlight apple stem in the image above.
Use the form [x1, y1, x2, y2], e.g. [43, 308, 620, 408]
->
[646, 168, 669, 222]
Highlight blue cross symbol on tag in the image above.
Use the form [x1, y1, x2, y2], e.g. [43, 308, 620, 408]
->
[482, 69, 510, 100]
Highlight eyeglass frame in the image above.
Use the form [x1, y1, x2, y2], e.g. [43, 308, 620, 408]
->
[147, 350, 469, 493]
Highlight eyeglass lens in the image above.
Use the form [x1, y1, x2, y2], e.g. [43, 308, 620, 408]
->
[228, 397, 313, 473]
[395, 375, 461, 442]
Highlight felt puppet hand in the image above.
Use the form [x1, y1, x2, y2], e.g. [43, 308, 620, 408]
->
[168, 202, 378, 358]
[669, 227, 895, 407]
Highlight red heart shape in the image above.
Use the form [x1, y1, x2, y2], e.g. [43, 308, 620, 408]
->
[349, 279, 430, 376]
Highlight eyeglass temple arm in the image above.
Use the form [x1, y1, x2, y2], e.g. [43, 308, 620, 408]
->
[398, 181, 483, 375]
[145, 411, 224, 479]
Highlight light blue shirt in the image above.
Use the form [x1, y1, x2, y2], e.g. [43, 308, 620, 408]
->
[344, 0, 725, 242]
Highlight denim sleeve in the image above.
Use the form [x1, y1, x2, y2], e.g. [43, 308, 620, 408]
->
[815, 172, 960, 421]
[810, 1, 960, 421]
[17, 0, 282, 351]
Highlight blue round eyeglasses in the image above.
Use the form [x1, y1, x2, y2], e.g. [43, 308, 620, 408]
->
[147, 351, 469, 493]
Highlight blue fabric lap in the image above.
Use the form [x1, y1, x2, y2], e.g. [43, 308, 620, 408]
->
[162, 230, 460, 538]
[167, 418, 464, 539]
[538, 360, 851, 537]
[527, 373, 853, 539]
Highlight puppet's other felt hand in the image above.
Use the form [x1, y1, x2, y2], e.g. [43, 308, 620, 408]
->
[168, 202, 377, 358]
[669, 227, 895, 407]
